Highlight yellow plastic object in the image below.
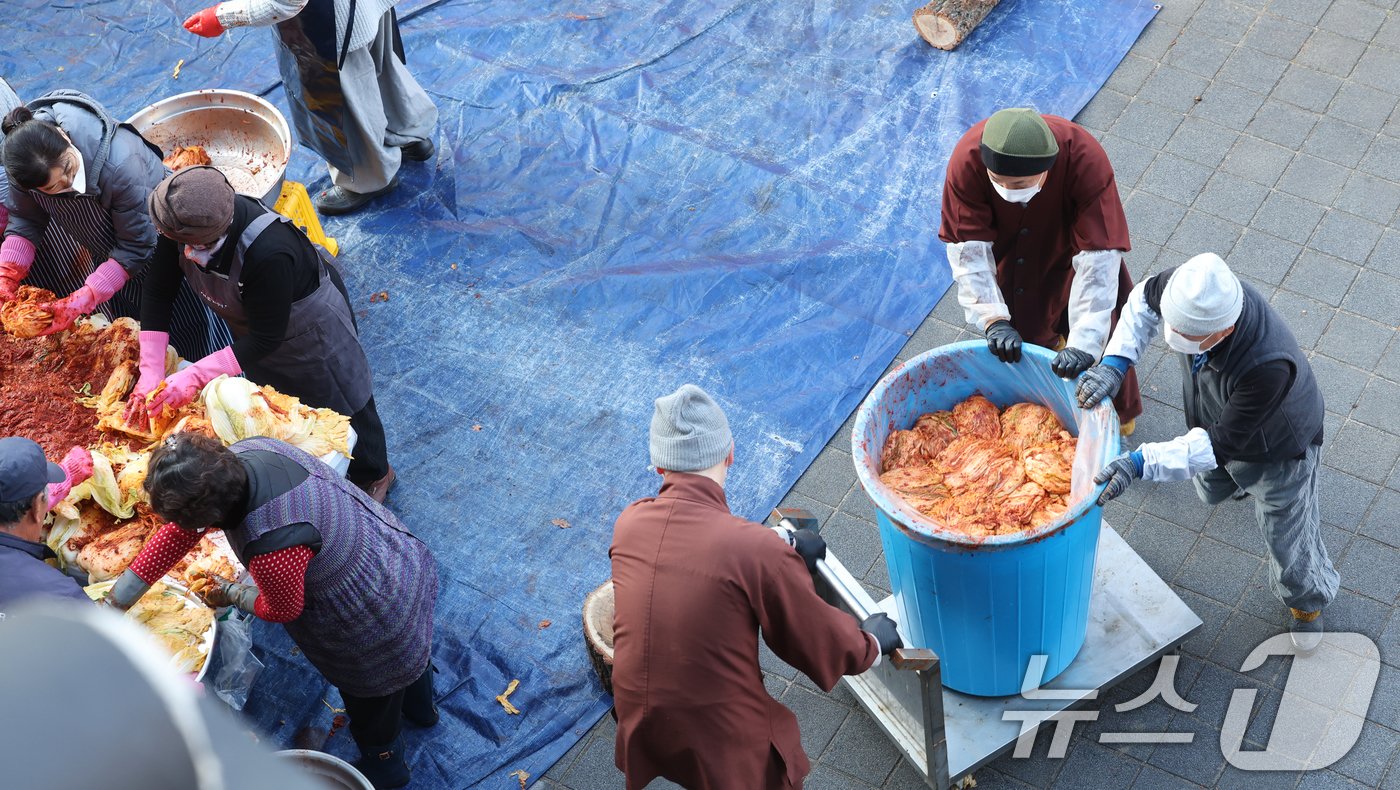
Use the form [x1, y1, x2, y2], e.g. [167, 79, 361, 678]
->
[273, 180, 339, 257]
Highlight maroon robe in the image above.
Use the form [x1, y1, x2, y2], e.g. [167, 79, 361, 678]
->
[610, 473, 877, 789]
[939, 114, 1143, 422]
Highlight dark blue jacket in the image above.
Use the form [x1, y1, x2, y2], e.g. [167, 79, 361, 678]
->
[0, 531, 90, 611]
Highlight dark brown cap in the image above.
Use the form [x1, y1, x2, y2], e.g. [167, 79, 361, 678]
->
[147, 166, 235, 245]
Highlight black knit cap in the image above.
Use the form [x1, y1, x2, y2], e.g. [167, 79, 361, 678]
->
[979, 108, 1059, 177]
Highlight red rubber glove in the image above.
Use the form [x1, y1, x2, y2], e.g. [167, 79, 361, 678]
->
[147, 346, 242, 417]
[183, 6, 225, 37]
[35, 259, 128, 336]
[124, 331, 171, 429]
[47, 446, 94, 509]
[0, 235, 37, 303]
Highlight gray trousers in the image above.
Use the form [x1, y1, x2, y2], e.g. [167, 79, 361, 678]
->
[1193, 444, 1339, 613]
[329, 11, 438, 193]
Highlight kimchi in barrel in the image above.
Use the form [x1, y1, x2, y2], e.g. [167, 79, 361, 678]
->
[851, 341, 1119, 696]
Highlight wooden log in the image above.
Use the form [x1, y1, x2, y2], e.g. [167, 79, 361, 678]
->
[913, 0, 1003, 51]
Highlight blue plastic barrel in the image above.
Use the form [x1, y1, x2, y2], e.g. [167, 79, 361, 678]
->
[851, 341, 1120, 696]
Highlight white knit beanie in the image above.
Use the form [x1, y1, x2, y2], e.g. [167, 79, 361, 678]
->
[1161, 253, 1244, 336]
[649, 384, 732, 472]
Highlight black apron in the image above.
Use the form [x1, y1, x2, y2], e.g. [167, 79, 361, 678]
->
[177, 208, 373, 415]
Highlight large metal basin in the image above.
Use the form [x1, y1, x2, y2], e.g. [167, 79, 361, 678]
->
[126, 89, 290, 204]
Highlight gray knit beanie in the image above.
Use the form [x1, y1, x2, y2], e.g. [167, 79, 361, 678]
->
[649, 384, 732, 472]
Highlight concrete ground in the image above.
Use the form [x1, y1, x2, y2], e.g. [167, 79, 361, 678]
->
[544, 0, 1400, 787]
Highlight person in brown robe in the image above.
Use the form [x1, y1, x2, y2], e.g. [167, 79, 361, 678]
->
[610, 384, 899, 790]
[939, 107, 1143, 432]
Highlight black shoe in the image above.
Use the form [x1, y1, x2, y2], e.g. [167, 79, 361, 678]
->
[400, 138, 435, 162]
[352, 734, 411, 789]
[402, 665, 439, 728]
[1230, 487, 1250, 501]
[315, 175, 400, 216]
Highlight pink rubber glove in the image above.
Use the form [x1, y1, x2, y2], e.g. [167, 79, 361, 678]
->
[124, 331, 171, 428]
[147, 346, 241, 417]
[47, 446, 94, 509]
[0, 235, 36, 303]
[183, 6, 225, 37]
[36, 258, 129, 335]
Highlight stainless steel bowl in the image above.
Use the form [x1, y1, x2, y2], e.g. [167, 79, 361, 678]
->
[126, 89, 291, 204]
[276, 750, 375, 790]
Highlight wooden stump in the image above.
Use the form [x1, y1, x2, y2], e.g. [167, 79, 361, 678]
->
[913, 0, 1003, 50]
[582, 580, 616, 696]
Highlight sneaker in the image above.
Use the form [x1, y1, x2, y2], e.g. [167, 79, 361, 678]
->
[358, 465, 397, 504]
[400, 138, 435, 162]
[1289, 608, 1323, 654]
[315, 175, 400, 216]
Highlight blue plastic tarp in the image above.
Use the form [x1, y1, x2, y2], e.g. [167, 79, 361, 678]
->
[3, 0, 1156, 785]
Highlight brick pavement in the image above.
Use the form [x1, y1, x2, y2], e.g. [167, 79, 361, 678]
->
[544, 1, 1400, 786]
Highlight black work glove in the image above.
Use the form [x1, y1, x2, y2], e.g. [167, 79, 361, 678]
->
[860, 613, 903, 656]
[1052, 347, 1096, 379]
[790, 527, 826, 574]
[1093, 454, 1142, 506]
[984, 320, 1023, 363]
[1076, 363, 1125, 409]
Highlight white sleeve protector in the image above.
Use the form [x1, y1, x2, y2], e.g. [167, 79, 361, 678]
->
[946, 240, 1010, 330]
[216, 0, 308, 29]
[1066, 250, 1122, 357]
[1139, 427, 1218, 482]
[1102, 279, 1159, 363]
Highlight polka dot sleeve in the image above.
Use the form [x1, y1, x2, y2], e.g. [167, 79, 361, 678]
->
[128, 524, 203, 584]
[248, 545, 313, 623]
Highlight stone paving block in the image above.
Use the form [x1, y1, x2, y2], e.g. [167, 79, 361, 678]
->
[1186, 661, 1272, 730]
[1380, 12, 1400, 47]
[896, 317, 961, 362]
[1297, 29, 1370, 76]
[1163, 28, 1234, 77]
[1204, 491, 1262, 551]
[882, 759, 933, 789]
[1250, 190, 1326, 245]
[1176, 536, 1263, 606]
[1164, 209, 1244, 258]
[1192, 170, 1268, 224]
[1139, 154, 1215, 206]
[1125, 241, 1162, 281]
[1244, 99, 1320, 148]
[931, 284, 967, 326]
[1192, 80, 1268, 130]
[1209, 608, 1286, 673]
[1133, 763, 1210, 789]
[1361, 129, 1400, 184]
[1188, 0, 1259, 40]
[759, 638, 800, 680]
[1353, 375, 1400, 437]
[1236, 562, 1298, 624]
[1339, 536, 1400, 603]
[782, 684, 851, 759]
[1132, 18, 1183, 60]
[1323, 411, 1345, 459]
[1142, 353, 1184, 405]
[1323, 588, 1395, 642]
[1371, 663, 1400, 731]
[1283, 250, 1359, 307]
[1303, 117, 1378, 169]
[1245, 11, 1317, 55]
[1124, 512, 1199, 583]
[1326, 419, 1400, 485]
[1146, 711, 1227, 786]
[1220, 135, 1296, 186]
[1217, 45, 1291, 94]
[1277, 154, 1353, 205]
[1217, 763, 1305, 790]
[1320, 0, 1389, 41]
[1269, 289, 1334, 347]
[1229, 229, 1302, 284]
[1335, 172, 1400, 225]
[1329, 721, 1400, 787]
[1328, 82, 1400, 130]
[1100, 133, 1159, 191]
[1274, 64, 1346, 112]
[1162, 116, 1241, 169]
[778, 490, 837, 526]
[1322, 521, 1356, 566]
[818, 708, 901, 786]
[1125, 191, 1191, 247]
[1380, 336, 1400, 385]
[1298, 769, 1371, 789]
[1174, 586, 1235, 658]
[1113, 102, 1189, 155]
[1081, 683, 1177, 760]
[1318, 464, 1382, 528]
[1145, 477, 1218, 532]
[1106, 53, 1158, 96]
[792, 445, 857, 507]
[559, 725, 623, 789]
[1049, 739, 1144, 789]
[961, 767, 1038, 789]
[1317, 312, 1394, 371]
[1342, 270, 1400, 327]
[1311, 210, 1386, 265]
[1138, 64, 1213, 113]
[1075, 88, 1131, 133]
[1367, 228, 1400, 280]
[1309, 353, 1371, 417]
[820, 510, 882, 579]
[1381, 611, 1400, 670]
[805, 764, 880, 790]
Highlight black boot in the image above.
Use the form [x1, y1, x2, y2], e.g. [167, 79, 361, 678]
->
[402, 665, 439, 728]
[352, 734, 411, 789]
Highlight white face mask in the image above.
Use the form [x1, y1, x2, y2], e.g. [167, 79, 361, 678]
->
[1163, 323, 1214, 355]
[68, 148, 87, 194]
[184, 235, 227, 267]
[991, 180, 1041, 205]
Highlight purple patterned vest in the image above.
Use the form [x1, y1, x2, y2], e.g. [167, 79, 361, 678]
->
[228, 437, 438, 696]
